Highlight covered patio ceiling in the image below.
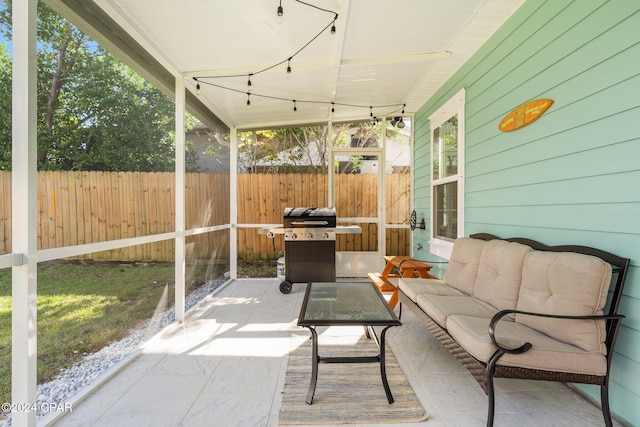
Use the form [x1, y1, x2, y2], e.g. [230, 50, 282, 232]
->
[46, 0, 525, 131]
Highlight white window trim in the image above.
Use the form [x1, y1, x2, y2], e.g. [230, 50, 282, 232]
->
[429, 88, 465, 259]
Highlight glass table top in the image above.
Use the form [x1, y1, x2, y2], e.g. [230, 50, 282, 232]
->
[298, 282, 401, 326]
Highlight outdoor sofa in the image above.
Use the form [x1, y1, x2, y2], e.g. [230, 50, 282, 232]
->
[398, 233, 630, 427]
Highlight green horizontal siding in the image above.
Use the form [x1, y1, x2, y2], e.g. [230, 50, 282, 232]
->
[413, 0, 640, 424]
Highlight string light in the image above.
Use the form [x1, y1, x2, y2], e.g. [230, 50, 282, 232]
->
[276, 0, 284, 23]
[194, 77, 406, 119]
[192, 2, 407, 120]
[196, 1, 337, 86]
[330, 18, 336, 41]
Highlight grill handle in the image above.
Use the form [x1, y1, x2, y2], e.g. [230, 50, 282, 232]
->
[290, 221, 329, 226]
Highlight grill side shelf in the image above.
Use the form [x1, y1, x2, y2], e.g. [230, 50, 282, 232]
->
[259, 225, 361, 236]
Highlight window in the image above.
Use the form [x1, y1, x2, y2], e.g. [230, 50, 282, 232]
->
[429, 89, 465, 258]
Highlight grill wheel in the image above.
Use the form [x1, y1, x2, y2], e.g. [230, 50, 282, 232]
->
[279, 280, 293, 294]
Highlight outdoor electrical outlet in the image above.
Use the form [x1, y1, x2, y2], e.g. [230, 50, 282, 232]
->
[416, 243, 423, 250]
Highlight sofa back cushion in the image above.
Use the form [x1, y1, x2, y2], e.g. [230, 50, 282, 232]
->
[443, 237, 486, 295]
[473, 240, 532, 311]
[516, 251, 612, 354]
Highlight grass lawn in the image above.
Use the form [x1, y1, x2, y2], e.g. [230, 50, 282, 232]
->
[0, 261, 181, 409]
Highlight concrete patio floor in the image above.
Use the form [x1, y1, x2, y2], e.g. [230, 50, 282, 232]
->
[50, 278, 623, 427]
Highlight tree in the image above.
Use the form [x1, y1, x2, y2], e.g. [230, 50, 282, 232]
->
[0, 43, 10, 170]
[234, 123, 357, 173]
[0, 2, 194, 172]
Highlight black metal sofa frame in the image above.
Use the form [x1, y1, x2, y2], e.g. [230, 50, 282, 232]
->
[398, 233, 630, 427]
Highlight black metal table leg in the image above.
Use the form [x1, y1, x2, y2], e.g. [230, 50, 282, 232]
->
[305, 326, 319, 404]
[379, 325, 394, 404]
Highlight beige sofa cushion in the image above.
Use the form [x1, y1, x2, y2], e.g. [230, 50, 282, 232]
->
[399, 277, 465, 302]
[446, 315, 607, 376]
[516, 251, 612, 354]
[473, 240, 532, 311]
[416, 294, 498, 328]
[443, 237, 486, 294]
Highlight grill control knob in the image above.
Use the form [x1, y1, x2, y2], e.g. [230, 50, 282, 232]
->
[306, 233, 313, 240]
[323, 232, 330, 239]
[266, 232, 274, 238]
[291, 233, 297, 240]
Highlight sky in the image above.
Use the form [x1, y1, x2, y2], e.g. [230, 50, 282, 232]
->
[0, 4, 10, 53]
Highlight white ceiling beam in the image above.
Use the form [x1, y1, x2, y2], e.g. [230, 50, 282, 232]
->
[326, 0, 351, 110]
[340, 51, 452, 67]
[186, 51, 451, 80]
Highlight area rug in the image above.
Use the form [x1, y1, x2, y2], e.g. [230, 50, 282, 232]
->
[279, 331, 429, 424]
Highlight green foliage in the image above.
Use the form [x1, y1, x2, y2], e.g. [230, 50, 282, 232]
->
[0, 1, 193, 172]
[0, 43, 10, 170]
[235, 123, 371, 173]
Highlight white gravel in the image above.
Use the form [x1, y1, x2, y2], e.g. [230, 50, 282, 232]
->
[1, 278, 226, 426]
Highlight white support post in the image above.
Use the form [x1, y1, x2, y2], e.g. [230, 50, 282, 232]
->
[229, 127, 238, 279]
[174, 77, 186, 322]
[379, 118, 387, 271]
[11, 1, 38, 426]
[327, 122, 334, 205]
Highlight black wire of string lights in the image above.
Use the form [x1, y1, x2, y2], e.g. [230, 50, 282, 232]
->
[198, 78, 406, 120]
[192, 0, 407, 121]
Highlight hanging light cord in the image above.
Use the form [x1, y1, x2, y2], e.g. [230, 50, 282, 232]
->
[192, 0, 406, 118]
[196, 1, 337, 80]
[195, 80, 406, 118]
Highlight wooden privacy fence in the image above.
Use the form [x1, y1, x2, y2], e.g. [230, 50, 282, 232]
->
[0, 171, 230, 262]
[235, 173, 411, 259]
[0, 172, 410, 261]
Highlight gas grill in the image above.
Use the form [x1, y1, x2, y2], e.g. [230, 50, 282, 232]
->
[262, 207, 361, 294]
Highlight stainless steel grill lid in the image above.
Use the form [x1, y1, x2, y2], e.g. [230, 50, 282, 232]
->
[283, 207, 336, 228]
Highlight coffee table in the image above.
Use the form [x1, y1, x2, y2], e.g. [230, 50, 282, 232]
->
[297, 282, 402, 404]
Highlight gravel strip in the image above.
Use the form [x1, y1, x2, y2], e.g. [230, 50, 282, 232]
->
[1, 278, 226, 426]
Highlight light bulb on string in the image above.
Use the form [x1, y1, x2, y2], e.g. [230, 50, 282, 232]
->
[276, 0, 283, 23]
[193, 3, 415, 123]
[192, 71, 408, 122]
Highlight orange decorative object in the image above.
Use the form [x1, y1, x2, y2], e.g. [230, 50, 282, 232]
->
[367, 256, 435, 309]
[499, 98, 554, 132]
